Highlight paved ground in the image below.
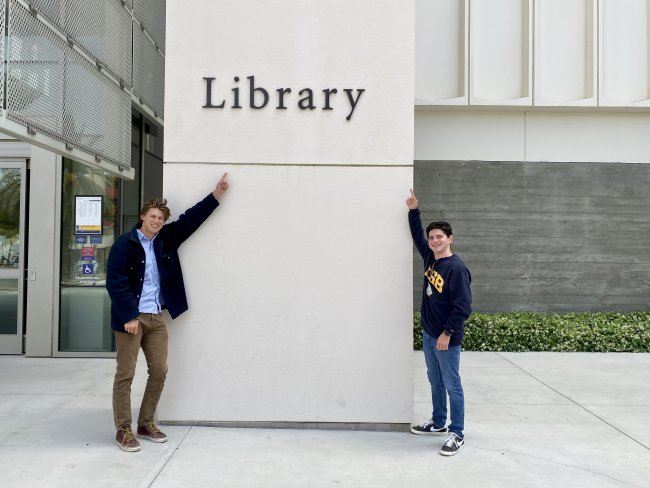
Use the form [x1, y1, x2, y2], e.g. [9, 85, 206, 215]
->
[1, 351, 649, 488]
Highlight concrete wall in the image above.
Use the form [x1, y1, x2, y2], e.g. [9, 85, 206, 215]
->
[160, 0, 414, 425]
[413, 0, 650, 313]
[414, 111, 650, 313]
[413, 160, 650, 312]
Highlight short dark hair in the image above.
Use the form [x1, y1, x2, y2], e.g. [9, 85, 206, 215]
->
[140, 198, 171, 221]
[426, 221, 453, 238]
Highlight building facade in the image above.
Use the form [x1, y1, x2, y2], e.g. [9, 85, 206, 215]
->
[0, 0, 165, 356]
[414, 0, 650, 313]
[2, 0, 650, 358]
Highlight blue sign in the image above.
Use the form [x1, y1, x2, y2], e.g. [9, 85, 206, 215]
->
[82, 263, 94, 275]
[81, 256, 94, 261]
[90, 236, 103, 244]
[75, 236, 88, 244]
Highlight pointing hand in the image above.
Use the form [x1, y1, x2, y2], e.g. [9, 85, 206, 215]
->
[213, 172, 229, 199]
[406, 189, 418, 210]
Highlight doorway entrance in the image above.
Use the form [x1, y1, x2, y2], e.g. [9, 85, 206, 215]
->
[0, 161, 26, 354]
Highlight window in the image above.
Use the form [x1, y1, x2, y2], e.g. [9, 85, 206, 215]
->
[59, 158, 119, 352]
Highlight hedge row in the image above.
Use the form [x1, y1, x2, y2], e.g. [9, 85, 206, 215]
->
[413, 311, 650, 352]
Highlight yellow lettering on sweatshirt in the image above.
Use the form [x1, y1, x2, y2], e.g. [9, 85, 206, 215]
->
[424, 266, 444, 293]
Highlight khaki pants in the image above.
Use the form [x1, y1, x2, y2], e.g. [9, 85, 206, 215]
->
[113, 313, 168, 429]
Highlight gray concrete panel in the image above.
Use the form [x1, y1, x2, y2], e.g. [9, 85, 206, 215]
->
[414, 160, 650, 312]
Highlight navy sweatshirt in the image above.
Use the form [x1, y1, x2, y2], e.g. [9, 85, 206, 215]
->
[409, 209, 472, 346]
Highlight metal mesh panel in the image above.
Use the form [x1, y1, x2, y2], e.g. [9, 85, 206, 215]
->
[6, 4, 65, 137]
[65, 0, 132, 86]
[7, 1, 131, 167]
[0, 0, 5, 106]
[133, 0, 165, 52]
[22, 1, 132, 87]
[133, 22, 165, 118]
[25, 0, 64, 29]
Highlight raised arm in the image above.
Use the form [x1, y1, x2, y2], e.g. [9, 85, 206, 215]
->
[164, 173, 230, 248]
[406, 189, 429, 259]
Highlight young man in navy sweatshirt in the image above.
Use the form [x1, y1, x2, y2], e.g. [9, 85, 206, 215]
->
[406, 189, 472, 456]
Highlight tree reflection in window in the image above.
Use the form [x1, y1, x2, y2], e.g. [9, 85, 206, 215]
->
[0, 169, 21, 268]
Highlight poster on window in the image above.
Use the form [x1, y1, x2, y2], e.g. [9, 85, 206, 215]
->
[74, 195, 103, 235]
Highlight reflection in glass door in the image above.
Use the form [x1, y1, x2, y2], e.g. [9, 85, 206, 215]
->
[0, 162, 25, 354]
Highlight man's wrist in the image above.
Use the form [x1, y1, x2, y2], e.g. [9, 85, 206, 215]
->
[443, 330, 452, 337]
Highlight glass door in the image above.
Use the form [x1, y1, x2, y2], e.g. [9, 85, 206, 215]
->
[0, 161, 25, 354]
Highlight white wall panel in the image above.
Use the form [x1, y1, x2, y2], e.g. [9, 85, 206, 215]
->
[415, 0, 650, 110]
[415, 110, 650, 163]
[415, 0, 467, 105]
[469, 0, 532, 105]
[600, 0, 650, 106]
[526, 112, 650, 162]
[165, 0, 413, 165]
[159, 164, 414, 423]
[162, 0, 414, 425]
[415, 110, 525, 161]
[535, 0, 596, 106]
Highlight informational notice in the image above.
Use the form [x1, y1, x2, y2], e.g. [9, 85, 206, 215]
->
[74, 195, 103, 235]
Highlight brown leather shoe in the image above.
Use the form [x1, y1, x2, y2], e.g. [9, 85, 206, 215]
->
[116, 426, 141, 452]
[137, 422, 168, 443]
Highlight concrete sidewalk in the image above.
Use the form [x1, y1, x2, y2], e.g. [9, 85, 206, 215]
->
[1, 351, 649, 488]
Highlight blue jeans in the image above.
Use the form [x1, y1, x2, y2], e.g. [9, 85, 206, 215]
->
[422, 330, 464, 437]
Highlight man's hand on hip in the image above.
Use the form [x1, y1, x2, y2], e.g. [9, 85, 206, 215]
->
[124, 319, 139, 334]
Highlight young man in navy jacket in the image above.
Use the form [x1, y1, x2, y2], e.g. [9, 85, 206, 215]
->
[107, 173, 229, 452]
[406, 189, 472, 456]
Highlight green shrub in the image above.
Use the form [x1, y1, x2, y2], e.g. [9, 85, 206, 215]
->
[412, 311, 650, 352]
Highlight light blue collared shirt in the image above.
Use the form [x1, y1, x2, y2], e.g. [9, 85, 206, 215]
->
[137, 230, 163, 313]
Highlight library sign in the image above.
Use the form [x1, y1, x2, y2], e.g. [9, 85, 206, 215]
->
[202, 75, 365, 121]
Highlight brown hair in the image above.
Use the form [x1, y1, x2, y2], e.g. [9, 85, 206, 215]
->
[140, 198, 171, 221]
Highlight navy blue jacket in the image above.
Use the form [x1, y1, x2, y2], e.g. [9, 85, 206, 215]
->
[409, 209, 472, 346]
[106, 194, 219, 332]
